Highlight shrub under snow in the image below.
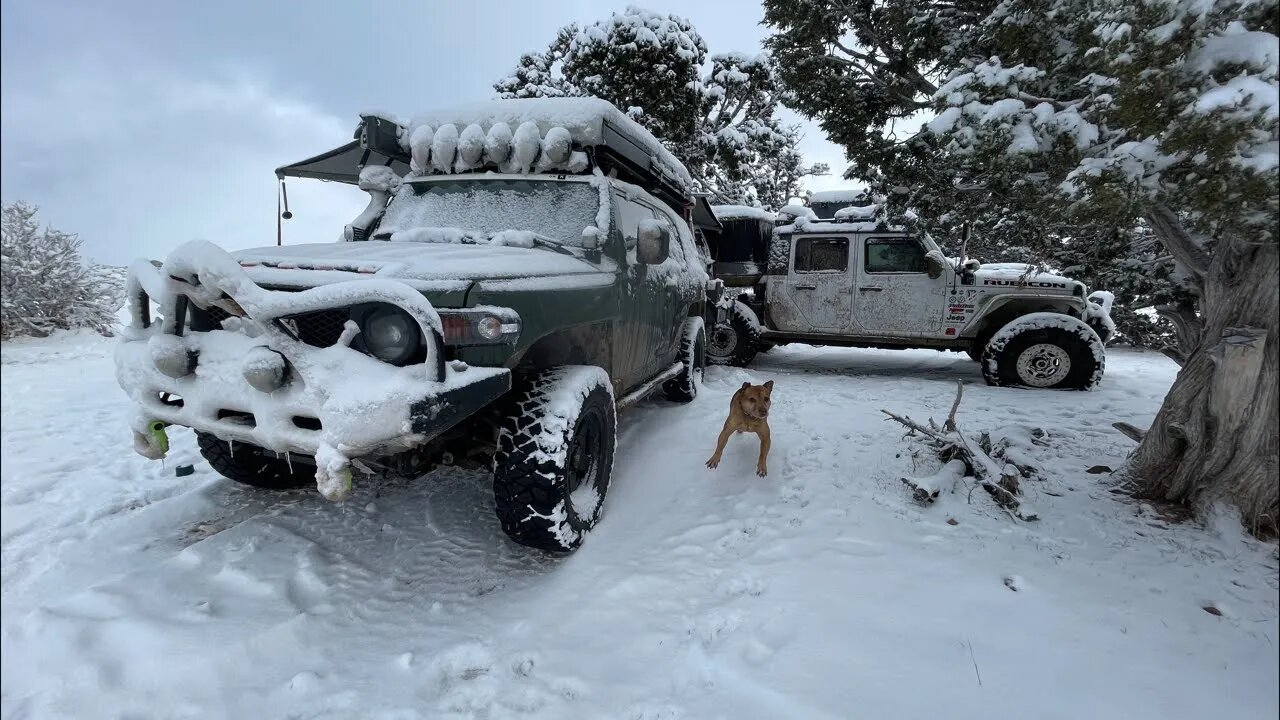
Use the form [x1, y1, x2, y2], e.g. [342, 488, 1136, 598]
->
[1, 202, 122, 340]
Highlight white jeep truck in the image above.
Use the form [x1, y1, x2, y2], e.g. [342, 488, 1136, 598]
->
[705, 213, 1115, 390]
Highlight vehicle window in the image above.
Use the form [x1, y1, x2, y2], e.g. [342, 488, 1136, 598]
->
[377, 178, 600, 247]
[794, 237, 849, 273]
[865, 237, 928, 273]
[615, 196, 655, 243]
[649, 207, 687, 265]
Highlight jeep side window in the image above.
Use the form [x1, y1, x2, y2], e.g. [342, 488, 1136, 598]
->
[865, 237, 928, 274]
[794, 237, 849, 273]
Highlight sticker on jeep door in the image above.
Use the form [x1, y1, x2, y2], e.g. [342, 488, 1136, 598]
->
[982, 279, 1068, 289]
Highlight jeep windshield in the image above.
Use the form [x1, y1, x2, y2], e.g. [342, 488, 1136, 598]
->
[374, 178, 599, 248]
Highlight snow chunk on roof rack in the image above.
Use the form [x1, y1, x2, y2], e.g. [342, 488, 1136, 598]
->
[404, 98, 693, 192]
[711, 204, 775, 222]
[808, 189, 865, 204]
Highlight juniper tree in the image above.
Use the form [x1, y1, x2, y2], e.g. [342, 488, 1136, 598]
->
[495, 6, 826, 208]
[766, 0, 1279, 533]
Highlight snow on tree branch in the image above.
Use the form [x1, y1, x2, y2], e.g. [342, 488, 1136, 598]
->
[1, 202, 122, 340]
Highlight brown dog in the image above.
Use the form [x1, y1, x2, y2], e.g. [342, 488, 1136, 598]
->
[706, 380, 773, 477]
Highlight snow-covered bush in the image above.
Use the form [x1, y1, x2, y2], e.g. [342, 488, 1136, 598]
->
[494, 6, 827, 208]
[1, 202, 121, 339]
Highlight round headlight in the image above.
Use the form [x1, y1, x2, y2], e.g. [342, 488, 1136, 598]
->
[361, 306, 420, 365]
[475, 316, 504, 341]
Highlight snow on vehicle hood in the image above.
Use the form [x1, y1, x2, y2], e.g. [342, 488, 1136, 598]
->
[233, 242, 609, 288]
[972, 262, 1077, 289]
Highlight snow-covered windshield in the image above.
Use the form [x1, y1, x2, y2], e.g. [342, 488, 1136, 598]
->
[376, 178, 599, 247]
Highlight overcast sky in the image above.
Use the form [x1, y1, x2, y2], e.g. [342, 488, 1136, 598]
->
[1, 0, 858, 265]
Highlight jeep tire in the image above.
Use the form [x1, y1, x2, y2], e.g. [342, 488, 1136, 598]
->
[981, 314, 1104, 390]
[492, 367, 616, 552]
[664, 318, 706, 402]
[196, 431, 314, 489]
[706, 300, 761, 367]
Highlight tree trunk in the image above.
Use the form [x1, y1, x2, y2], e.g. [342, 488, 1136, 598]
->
[1129, 212, 1279, 536]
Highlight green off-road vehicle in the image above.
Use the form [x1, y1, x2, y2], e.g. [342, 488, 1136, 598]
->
[115, 98, 722, 552]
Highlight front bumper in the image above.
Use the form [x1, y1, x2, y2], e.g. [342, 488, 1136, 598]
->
[117, 241, 511, 498]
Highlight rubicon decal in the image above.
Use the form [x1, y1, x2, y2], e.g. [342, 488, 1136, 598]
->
[982, 279, 1069, 289]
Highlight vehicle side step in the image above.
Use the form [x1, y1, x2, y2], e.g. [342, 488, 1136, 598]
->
[617, 361, 684, 410]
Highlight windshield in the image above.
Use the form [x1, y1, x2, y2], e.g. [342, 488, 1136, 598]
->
[376, 179, 600, 247]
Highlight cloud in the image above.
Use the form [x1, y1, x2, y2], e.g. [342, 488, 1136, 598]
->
[0, 57, 366, 265]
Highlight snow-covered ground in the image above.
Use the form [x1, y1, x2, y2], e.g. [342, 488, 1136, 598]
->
[2, 332, 1277, 719]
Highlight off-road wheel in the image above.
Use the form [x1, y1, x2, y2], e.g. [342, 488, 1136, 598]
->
[492, 366, 616, 552]
[196, 431, 313, 489]
[663, 317, 706, 402]
[981, 313, 1105, 390]
[706, 301, 761, 367]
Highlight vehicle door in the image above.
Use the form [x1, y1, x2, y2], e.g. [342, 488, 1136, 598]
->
[646, 203, 696, 367]
[769, 235, 853, 333]
[611, 192, 660, 387]
[850, 235, 947, 336]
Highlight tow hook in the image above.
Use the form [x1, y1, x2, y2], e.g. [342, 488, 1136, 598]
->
[133, 420, 170, 460]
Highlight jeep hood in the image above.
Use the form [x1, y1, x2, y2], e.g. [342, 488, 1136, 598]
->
[973, 262, 1076, 289]
[233, 242, 611, 289]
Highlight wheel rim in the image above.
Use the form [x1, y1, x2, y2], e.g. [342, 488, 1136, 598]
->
[1015, 343, 1072, 387]
[709, 323, 738, 358]
[565, 406, 606, 526]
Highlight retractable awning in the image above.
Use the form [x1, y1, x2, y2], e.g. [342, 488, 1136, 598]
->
[275, 140, 410, 184]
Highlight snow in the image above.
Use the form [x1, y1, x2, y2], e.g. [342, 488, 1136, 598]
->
[3, 332, 1278, 718]
[377, 175, 603, 249]
[357, 165, 401, 194]
[403, 97, 695, 191]
[235, 237, 608, 285]
[832, 204, 878, 220]
[776, 218, 881, 233]
[807, 189, 863, 204]
[711, 204, 775, 222]
[776, 203, 817, 220]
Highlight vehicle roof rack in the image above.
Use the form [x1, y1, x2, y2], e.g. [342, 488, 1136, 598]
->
[276, 98, 699, 219]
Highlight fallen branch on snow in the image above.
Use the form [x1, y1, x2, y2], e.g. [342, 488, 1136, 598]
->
[884, 380, 1040, 521]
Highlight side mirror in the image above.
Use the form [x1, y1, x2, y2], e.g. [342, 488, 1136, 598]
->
[581, 227, 601, 250]
[926, 254, 945, 279]
[637, 220, 670, 265]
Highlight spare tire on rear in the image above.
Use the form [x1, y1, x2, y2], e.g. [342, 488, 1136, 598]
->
[981, 313, 1105, 390]
[706, 300, 761, 367]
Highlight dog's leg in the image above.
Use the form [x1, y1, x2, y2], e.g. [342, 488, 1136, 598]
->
[706, 421, 734, 470]
[755, 427, 771, 477]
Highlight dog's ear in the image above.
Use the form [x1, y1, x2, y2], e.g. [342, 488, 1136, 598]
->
[741, 381, 751, 390]
[763, 380, 774, 391]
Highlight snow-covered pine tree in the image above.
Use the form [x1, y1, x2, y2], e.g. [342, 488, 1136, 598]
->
[767, 0, 1279, 534]
[494, 6, 825, 208]
[1, 202, 120, 339]
[762, 0, 1192, 349]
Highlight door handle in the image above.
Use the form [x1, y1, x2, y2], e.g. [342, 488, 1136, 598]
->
[859, 286, 884, 292]
[794, 283, 817, 289]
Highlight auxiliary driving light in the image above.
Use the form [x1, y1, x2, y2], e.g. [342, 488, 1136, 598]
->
[243, 346, 288, 392]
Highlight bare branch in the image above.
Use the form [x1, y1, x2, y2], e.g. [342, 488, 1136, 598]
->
[1145, 204, 1211, 279]
[1112, 422, 1147, 443]
[944, 380, 964, 432]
